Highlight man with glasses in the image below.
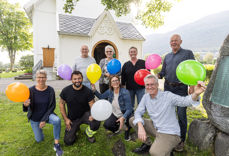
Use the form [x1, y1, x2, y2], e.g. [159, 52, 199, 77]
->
[72, 45, 96, 89]
[59, 71, 100, 145]
[130, 74, 205, 155]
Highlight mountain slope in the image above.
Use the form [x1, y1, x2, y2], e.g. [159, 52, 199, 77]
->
[143, 10, 229, 55]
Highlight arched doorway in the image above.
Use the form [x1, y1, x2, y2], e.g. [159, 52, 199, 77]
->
[92, 40, 118, 64]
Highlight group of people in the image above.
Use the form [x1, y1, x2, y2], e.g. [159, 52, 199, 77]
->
[23, 34, 206, 156]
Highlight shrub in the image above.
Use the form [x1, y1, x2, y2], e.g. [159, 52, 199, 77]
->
[152, 65, 162, 75]
[25, 68, 32, 74]
[204, 64, 215, 81]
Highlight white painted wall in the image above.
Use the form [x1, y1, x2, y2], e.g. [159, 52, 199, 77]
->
[58, 35, 90, 67]
[33, 0, 57, 65]
[58, 13, 143, 68]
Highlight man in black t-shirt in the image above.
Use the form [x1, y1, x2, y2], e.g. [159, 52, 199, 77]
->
[59, 71, 100, 145]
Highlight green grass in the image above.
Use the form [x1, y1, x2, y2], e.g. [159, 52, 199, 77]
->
[0, 93, 212, 156]
[0, 71, 25, 78]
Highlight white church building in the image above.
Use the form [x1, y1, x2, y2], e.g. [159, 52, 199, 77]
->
[24, 0, 145, 79]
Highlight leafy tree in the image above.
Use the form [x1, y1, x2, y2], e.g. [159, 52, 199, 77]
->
[203, 52, 214, 64]
[0, 0, 32, 71]
[63, 0, 179, 28]
[194, 52, 201, 62]
[19, 55, 34, 70]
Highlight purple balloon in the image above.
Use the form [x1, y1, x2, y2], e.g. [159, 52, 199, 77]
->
[57, 64, 72, 80]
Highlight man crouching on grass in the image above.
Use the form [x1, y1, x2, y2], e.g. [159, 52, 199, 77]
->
[59, 71, 100, 145]
[130, 74, 206, 155]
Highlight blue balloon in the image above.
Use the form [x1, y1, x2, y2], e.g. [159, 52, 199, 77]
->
[107, 59, 121, 75]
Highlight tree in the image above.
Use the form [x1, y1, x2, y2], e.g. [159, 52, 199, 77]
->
[203, 52, 214, 64]
[19, 55, 34, 70]
[194, 52, 201, 62]
[63, 0, 179, 28]
[0, 0, 32, 71]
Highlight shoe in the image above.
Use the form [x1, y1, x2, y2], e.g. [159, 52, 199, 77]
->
[174, 141, 184, 152]
[124, 130, 131, 141]
[87, 136, 96, 143]
[53, 143, 63, 156]
[132, 143, 151, 154]
[85, 126, 96, 143]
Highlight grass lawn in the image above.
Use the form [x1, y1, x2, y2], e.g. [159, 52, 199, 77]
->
[0, 71, 25, 78]
[0, 93, 212, 156]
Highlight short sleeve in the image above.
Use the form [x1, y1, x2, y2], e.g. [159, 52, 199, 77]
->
[59, 89, 66, 101]
[87, 89, 95, 102]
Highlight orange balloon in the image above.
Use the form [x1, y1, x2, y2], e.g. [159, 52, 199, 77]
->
[5, 82, 30, 102]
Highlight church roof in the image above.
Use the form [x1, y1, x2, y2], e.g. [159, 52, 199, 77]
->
[58, 14, 145, 41]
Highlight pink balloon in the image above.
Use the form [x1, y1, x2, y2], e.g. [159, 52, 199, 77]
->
[145, 54, 162, 69]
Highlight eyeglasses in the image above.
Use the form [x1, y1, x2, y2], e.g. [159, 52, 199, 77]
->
[111, 79, 119, 83]
[145, 83, 157, 88]
[37, 77, 46, 79]
[106, 51, 113, 53]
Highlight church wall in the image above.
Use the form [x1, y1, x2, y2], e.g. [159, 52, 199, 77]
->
[32, 0, 57, 65]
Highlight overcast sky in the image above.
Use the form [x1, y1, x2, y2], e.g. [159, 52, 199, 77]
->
[1, 0, 229, 64]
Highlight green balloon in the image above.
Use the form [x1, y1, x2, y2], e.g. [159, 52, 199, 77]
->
[176, 60, 206, 85]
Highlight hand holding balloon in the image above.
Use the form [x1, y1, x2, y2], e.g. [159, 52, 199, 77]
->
[24, 99, 30, 107]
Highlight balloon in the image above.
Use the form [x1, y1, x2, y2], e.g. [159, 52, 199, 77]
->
[134, 69, 151, 86]
[5, 82, 30, 102]
[145, 54, 162, 69]
[107, 59, 121, 74]
[91, 100, 112, 121]
[176, 60, 206, 85]
[86, 64, 102, 84]
[57, 64, 72, 80]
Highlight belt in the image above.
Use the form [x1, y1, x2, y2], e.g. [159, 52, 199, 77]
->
[165, 80, 184, 87]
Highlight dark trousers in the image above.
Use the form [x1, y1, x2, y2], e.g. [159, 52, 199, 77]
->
[99, 83, 109, 94]
[164, 83, 188, 142]
[104, 113, 131, 133]
[64, 111, 100, 145]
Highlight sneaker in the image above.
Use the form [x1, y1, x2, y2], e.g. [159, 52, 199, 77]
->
[174, 141, 184, 152]
[132, 143, 151, 154]
[124, 130, 131, 141]
[53, 143, 63, 156]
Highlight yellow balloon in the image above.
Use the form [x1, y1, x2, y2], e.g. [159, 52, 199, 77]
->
[5, 82, 30, 102]
[86, 64, 102, 84]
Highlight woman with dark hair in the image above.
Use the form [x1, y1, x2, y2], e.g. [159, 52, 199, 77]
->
[23, 70, 63, 156]
[91, 75, 133, 140]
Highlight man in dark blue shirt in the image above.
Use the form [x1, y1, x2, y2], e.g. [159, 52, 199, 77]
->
[158, 34, 195, 151]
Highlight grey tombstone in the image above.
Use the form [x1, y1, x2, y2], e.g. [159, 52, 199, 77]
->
[203, 34, 229, 135]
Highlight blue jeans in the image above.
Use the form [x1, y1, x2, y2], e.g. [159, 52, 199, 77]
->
[128, 88, 145, 108]
[30, 114, 61, 142]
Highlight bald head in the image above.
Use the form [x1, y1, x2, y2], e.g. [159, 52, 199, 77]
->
[81, 45, 89, 58]
[170, 34, 182, 53]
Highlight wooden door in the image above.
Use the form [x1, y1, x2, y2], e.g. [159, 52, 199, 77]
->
[43, 48, 55, 67]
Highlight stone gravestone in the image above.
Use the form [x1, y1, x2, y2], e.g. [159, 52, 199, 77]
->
[188, 34, 229, 156]
[202, 34, 229, 134]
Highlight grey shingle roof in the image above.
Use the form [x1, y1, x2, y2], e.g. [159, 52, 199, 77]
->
[58, 14, 145, 40]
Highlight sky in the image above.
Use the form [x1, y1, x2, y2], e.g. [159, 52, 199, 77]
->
[1, 0, 229, 64]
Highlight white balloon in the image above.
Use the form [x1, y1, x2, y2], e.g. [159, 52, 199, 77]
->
[91, 100, 112, 121]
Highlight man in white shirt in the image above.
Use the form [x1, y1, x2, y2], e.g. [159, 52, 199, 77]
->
[72, 45, 96, 89]
[130, 74, 206, 155]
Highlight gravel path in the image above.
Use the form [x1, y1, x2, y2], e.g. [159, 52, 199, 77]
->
[0, 78, 164, 93]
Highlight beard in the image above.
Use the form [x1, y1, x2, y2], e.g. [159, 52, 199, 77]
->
[73, 82, 82, 88]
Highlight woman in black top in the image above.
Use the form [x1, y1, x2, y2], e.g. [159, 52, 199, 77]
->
[23, 70, 63, 156]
